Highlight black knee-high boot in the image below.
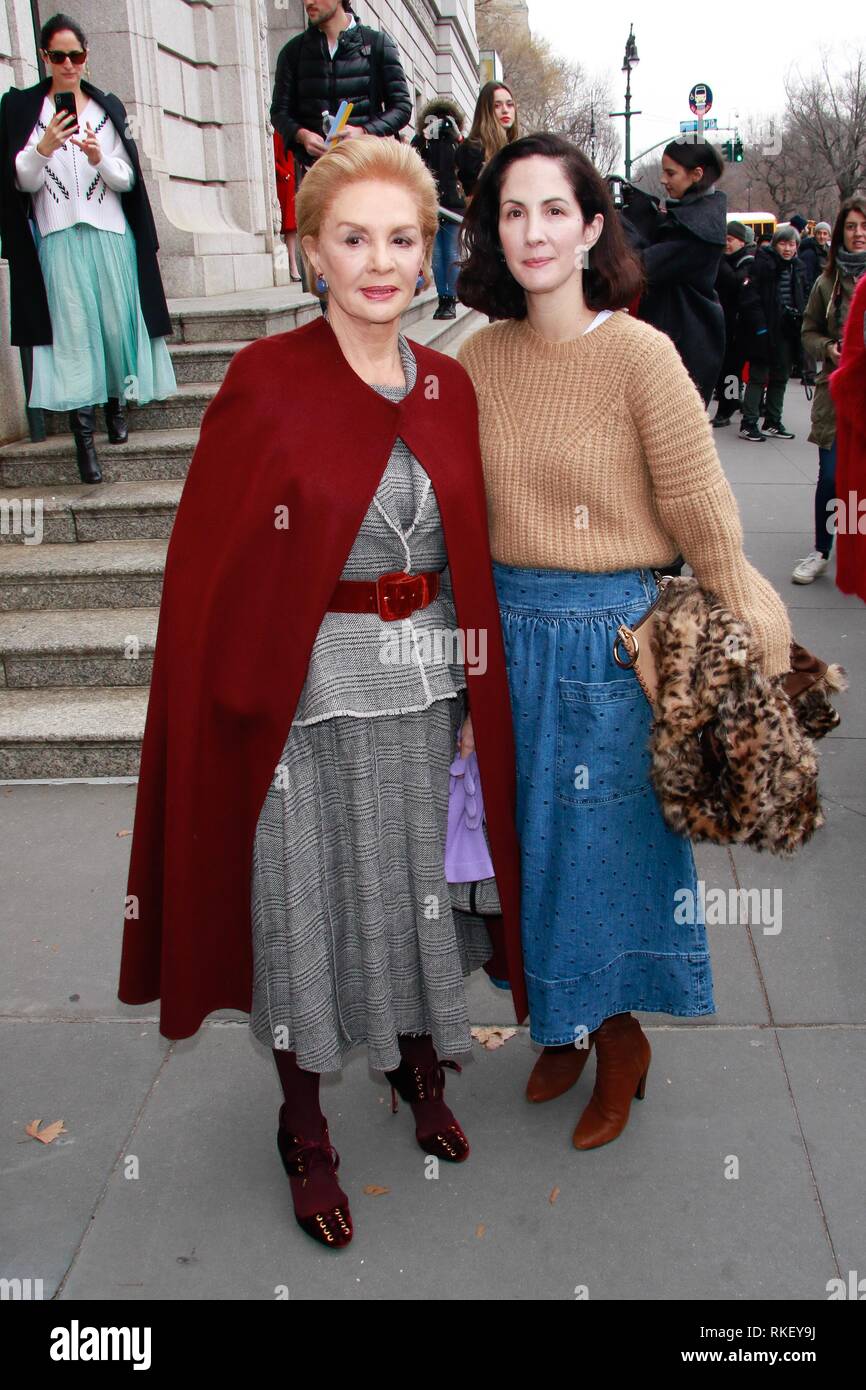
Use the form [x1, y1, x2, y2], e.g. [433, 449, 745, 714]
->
[68, 406, 102, 483]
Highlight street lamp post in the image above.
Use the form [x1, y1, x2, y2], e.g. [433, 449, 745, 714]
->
[609, 24, 641, 180]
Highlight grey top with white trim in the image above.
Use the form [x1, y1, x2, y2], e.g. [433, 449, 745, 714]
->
[292, 326, 467, 725]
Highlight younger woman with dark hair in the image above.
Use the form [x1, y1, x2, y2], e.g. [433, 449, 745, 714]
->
[456, 132, 791, 1151]
[620, 138, 727, 404]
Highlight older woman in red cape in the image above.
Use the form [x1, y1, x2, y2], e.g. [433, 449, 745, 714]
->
[830, 269, 866, 602]
[118, 136, 527, 1249]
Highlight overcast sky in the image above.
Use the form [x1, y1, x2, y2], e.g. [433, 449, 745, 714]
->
[527, 0, 865, 164]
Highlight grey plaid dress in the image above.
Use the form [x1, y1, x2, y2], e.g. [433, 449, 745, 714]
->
[249, 329, 493, 1073]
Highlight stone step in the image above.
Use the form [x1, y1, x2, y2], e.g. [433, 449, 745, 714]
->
[0, 480, 182, 544]
[0, 428, 198, 487]
[0, 607, 157, 688]
[0, 539, 166, 612]
[168, 340, 241, 385]
[0, 687, 147, 778]
[41, 383, 218, 436]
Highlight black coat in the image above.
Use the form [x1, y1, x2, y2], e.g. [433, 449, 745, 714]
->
[270, 21, 411, 170]
[715, 243, 755, 355]
[455, 140, 485, 198]
[621, 183, 727, 404]
[798, 236, 829, 291]
[739, 244, 809, 360]
[0, 76, 172, 348]
[410, 99, 466, 214]
[716, 244, 754, 330]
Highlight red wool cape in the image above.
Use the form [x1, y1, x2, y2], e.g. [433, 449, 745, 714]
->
[829, 272, 866, 604]
[118, 314, 529, 1038]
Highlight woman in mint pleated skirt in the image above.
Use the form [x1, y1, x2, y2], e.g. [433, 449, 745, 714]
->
[3, 14, 177, 483]
[29, 218, 176, 417]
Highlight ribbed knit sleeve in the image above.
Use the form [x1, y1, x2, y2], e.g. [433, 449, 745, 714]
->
[628, 331, 793, 676]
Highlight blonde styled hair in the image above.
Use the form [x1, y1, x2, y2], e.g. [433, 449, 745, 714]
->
[295, 137, 440, 299]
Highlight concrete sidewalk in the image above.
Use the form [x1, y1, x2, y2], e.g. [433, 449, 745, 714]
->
[2, 383, 863, 1301]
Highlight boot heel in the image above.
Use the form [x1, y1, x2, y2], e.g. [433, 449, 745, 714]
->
[634, 1067, 649, 1100]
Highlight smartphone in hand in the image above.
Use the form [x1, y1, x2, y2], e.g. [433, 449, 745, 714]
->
[54, 91, 78, 135]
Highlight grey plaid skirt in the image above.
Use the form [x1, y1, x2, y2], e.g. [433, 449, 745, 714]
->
[249, 686, 494, 1073]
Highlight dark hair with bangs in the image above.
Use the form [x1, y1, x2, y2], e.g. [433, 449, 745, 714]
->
[456, 132, 644, 320]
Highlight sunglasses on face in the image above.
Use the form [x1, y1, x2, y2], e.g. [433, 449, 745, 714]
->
[44, 48, 87, 65]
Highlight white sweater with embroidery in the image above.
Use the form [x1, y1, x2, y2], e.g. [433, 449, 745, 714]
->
[14, 94, 135, 237]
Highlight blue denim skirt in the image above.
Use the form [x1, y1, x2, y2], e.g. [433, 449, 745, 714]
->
[492, 562, 715, 1044]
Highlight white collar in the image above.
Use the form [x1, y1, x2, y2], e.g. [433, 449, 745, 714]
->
[326, 15, 356, 48]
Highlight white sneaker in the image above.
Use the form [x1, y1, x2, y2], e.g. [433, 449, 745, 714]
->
[791, 550, 829, 584]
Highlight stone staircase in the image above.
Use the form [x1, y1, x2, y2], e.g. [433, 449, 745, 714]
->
[0, 287, 483, 779]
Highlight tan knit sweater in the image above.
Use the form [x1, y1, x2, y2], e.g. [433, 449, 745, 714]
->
[456, 310, 793, 677]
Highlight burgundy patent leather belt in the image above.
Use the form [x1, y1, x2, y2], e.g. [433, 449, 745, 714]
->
[327, 569, 441, 621]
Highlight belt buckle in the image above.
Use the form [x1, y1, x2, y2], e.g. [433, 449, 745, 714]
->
[376, 570, 420, 621]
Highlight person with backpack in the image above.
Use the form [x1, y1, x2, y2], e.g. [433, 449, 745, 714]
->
[270, 1, 411, 178]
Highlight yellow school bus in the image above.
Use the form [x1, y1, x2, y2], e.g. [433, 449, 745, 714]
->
[729, 211, 777, 241]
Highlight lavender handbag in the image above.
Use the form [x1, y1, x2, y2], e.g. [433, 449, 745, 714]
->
[444, 732, 501, 915]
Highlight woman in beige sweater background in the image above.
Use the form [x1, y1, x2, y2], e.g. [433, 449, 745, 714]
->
[455, 132, 792, 1151]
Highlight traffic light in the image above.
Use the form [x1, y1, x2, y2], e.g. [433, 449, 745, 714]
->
[721, 139, 733, 162]
[733, 137, 744, 162]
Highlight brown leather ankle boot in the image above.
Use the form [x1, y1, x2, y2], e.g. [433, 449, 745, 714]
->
[571, 1013, 651, 1149]
[525, 1039, 595, 1102]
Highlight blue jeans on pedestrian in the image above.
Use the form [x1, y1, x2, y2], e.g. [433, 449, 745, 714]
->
[432, 220, 460, 297]
[815, 440, 837, 558]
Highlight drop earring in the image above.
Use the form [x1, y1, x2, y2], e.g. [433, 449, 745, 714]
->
[416, 270, 425, 289]
[315, 270, 328, 293]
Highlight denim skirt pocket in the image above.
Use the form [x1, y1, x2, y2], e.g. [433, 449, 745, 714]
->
[555, 674, 651, 808]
